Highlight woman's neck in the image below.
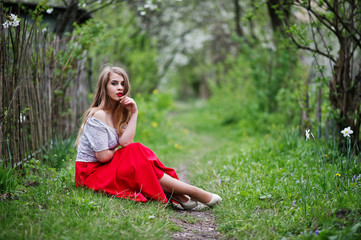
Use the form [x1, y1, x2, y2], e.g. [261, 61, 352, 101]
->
[105, 100, 118, 113]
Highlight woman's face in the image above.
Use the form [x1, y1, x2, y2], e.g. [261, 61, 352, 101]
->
[106, 72, 125, 102]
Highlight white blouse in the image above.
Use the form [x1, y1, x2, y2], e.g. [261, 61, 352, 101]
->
[76, 117, 119, 162]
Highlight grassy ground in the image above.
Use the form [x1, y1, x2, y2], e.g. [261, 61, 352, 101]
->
[1, 101, 360, 239]
[177, 103, 361, 239]
[0, 102, 220, 240]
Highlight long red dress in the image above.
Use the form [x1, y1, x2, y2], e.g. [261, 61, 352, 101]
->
[75, 142, 179, 203]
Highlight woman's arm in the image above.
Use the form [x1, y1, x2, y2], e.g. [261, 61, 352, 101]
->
[95, 148, 116, 163]
[118, 97, 138, 147]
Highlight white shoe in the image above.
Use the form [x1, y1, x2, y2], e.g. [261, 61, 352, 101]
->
[204, 193, 222, 207]
[172, 196, 198, 210]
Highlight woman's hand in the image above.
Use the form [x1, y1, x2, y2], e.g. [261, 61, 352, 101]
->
[121, 97, 138, 113]
[118, 97, 138, 147]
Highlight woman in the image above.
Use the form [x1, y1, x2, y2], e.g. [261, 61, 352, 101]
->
[75, 65, 221, 210]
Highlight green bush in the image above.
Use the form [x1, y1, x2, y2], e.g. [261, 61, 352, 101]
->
[88, 2, 160, 94]
[0, 162, 18, 194]
[134, 90, 174, 147]
[42, 137, 76, 169]
[204, 44, 304, 135]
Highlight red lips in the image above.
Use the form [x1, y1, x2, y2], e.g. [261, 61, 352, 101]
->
[117, 93, 123, 97]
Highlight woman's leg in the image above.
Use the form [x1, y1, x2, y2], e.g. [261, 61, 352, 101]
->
[159, 173, 212, 203]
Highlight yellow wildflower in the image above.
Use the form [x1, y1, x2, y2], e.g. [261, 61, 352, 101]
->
[183, 129, 189, 134]
[152, 122, 158, 128]
[336, 173, 341, 177]
[174, 144, 183, 150]
[153, 89, 158, 94]
[324, 154, 328, 158]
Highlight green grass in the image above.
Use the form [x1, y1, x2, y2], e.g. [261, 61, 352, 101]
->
[0, 161, 182, 239]
[176, 103, 361, 239]
[1, 101, 360, 239]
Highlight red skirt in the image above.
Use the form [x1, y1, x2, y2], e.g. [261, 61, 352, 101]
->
[75, 142, 179, 203]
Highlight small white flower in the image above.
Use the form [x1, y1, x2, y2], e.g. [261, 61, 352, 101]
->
[82, 3, 86, 8]
[10, 20, 20, 27]
[341, 126, 353, 138]
[144, 0, 157, 10]
[46, 8, 54, 14]
[2, 21, 9, 28]
[18, 113, 26, 123]
[2, 14, 20, 28]
[42, 28, 47, 33]
[140, 11, 146, 16]
[9, 14, 18, 21]
[305, 129, 310, 141]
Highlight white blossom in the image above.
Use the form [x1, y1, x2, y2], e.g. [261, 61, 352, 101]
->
[18, 113, 26, 123]
[2, 14, 20, 29]
[2, 21, 9, 28]
[46, 8, 54, 14]
[9, 14, 18, 22]
[144, 0, 157, 10]
[305, 129, 310, 141]
[341, 126, 353, 138]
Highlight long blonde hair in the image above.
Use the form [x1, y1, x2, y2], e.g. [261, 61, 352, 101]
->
[75, 66, 131, 147]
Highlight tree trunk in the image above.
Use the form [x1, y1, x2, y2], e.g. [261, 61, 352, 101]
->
[266, 0, 292, 34]
[317, 85, 322, 139]
[301, 75, 311, 134]
[234, 0, 244, 37]
[329, 38, 361, 146]
[54, 0, 79, 37]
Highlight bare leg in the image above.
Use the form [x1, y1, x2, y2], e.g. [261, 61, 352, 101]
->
[159, 173, 212, 203]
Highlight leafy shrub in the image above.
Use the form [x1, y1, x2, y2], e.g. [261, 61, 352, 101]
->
[88, 3, 160, 94]
[0, 162, 18, 194]
[206, 44, 304, 135]
[135, 91, 174, 146]
[42, 137, 76, 169]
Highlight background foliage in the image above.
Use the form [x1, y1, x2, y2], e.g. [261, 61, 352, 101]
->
[1, 0, 360, 239]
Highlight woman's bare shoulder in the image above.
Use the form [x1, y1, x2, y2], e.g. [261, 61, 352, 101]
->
[92, 109, 108, 122]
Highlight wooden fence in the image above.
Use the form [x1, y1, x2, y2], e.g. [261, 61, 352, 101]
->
[0, 5, 90, 167]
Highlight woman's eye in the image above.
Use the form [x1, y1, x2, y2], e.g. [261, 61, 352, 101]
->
[112, 82, 117, 85]
[121, 82, 125, 86]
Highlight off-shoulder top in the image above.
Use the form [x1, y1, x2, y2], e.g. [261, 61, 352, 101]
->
[76, 116, 119, 162]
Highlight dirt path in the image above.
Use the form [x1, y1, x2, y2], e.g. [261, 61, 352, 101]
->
[167, 103, 224, 239]
[170, 162, 222, 240]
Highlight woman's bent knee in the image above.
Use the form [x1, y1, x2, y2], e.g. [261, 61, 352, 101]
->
[123, 142, 141, 148]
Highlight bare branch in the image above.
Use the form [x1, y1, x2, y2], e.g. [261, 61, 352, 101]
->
[84, 2, 114, 15]
[61, 0, 69, 6]
[306, 6, 337, 36]
[288, 33, 336, 63]
[350, 41, 359, 60]
[308, 11, 334, 69]
[294, 0, 338, 36]
[234, 0, 244, 37]
[323, 0, 361, 49]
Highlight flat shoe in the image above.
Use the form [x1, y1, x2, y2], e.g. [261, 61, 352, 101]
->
[172, 196, 198, 210]
[204, 193, 222, 207]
